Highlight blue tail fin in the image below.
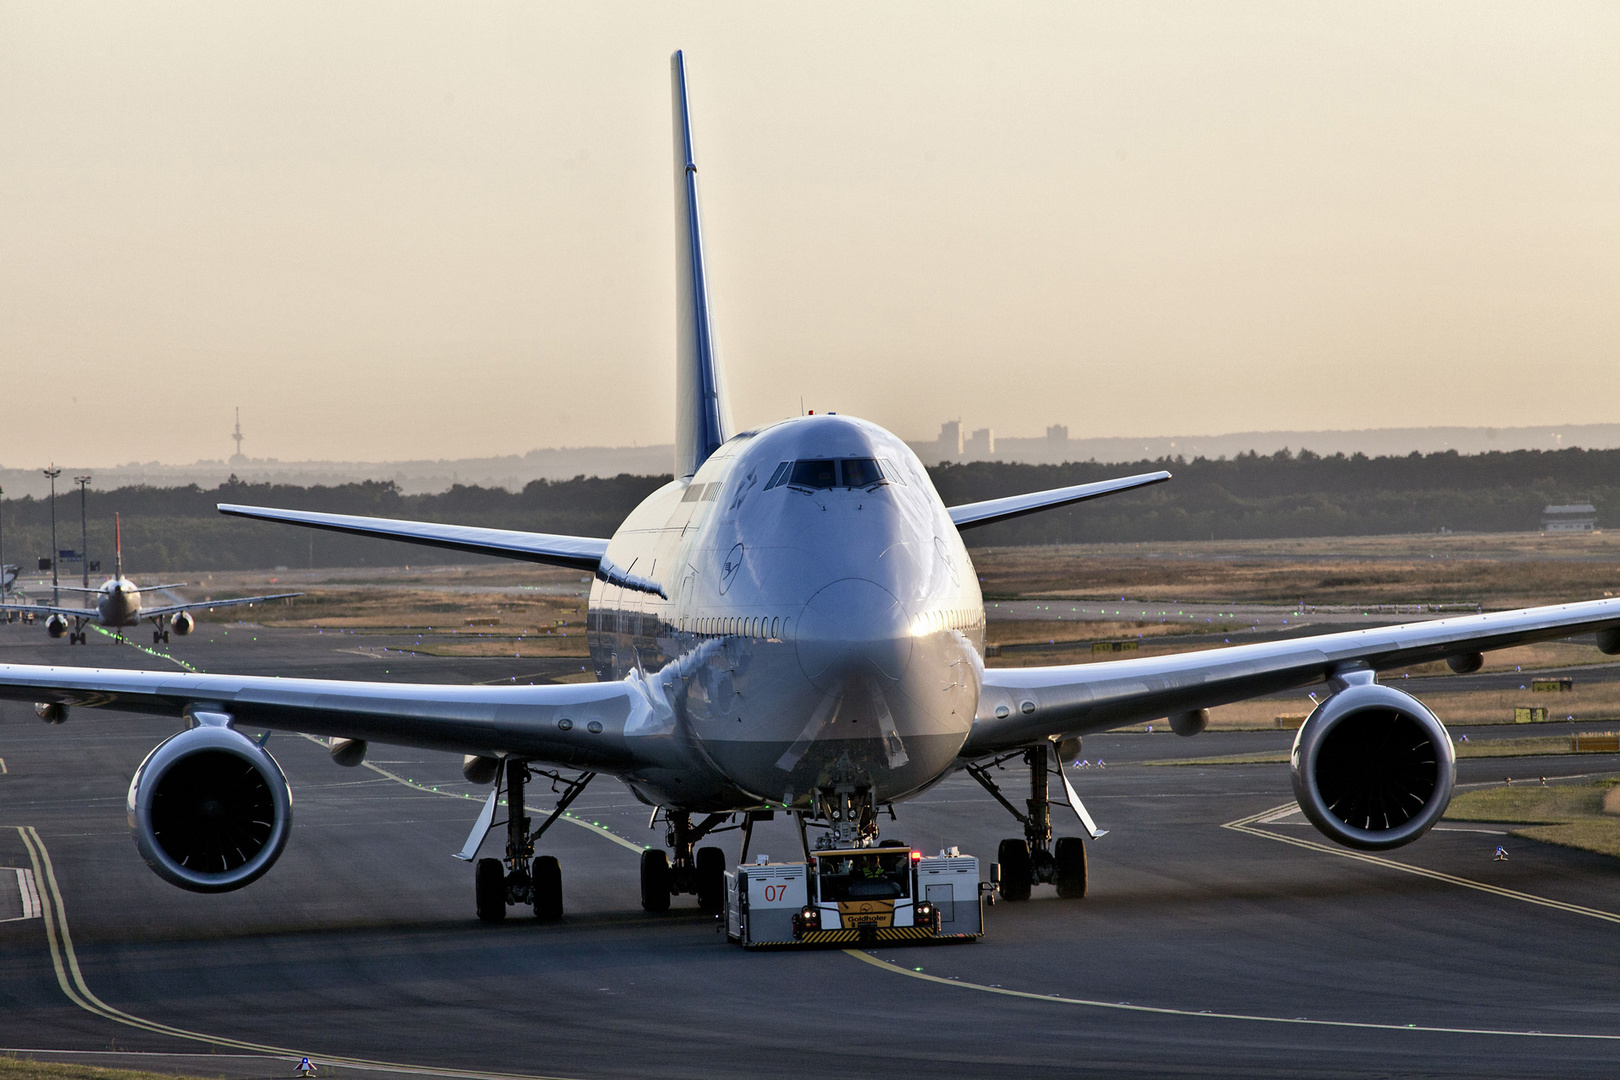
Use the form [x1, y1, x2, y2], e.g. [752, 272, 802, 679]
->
[671, 50, 731, 479]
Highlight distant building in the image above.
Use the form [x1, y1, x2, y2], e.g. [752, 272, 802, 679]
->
[1542, 504, 1598, 533]
[963, 428, 994, 459]
[937, 420, 963, 460]
[1046, 424, 1069, 449]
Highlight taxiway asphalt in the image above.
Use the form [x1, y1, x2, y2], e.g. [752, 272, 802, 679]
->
[2, 621, 1620, 1079]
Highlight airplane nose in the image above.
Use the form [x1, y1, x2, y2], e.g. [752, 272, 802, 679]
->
[796, 578, 913, 692]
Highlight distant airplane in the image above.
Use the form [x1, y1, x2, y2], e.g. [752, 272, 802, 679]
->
[3, 53, 1620, 931]
[0, 514, 300, 644]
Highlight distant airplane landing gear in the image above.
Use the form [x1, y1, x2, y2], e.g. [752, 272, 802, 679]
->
[642, 810, 731, 913]
[472, 760, 593, 924]
[968, 743, 1088, 901]
[153, 630, 170, 644]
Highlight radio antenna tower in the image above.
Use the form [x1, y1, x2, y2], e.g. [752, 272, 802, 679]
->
[231, 407, 246, 464]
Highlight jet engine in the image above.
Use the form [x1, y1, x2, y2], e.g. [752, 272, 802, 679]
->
[1290, 682, 1455, 851]
[172, 611, 195, 636]
[126, 724, 293, 892]
[45, 614, 68, 638]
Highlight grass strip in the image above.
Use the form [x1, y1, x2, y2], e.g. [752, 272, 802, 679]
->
[1447, 779, 1620, 860]
[0, 1060, 222, 1080]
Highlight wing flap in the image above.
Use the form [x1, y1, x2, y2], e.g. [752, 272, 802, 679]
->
[966, 597, 1620, 757]
[218, 504, 609, 571]
[948, 471, 1171, 530]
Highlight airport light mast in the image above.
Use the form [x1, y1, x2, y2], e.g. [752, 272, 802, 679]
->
[43, 466, 60, 606]
[0, 483, 6, 599]
[75, 475, 92, 589]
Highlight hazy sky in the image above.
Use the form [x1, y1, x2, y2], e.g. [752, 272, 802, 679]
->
[1, 3, 1616, 466]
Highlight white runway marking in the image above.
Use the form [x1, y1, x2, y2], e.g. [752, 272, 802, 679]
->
[0, 866, 41, 922]
[1224, 803, 1620, 925]
[13, 825, 590, 1080]
[844, 948, 1620, 1040]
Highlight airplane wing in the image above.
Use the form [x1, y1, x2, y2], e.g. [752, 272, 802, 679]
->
[0, 663, 649, 770]
[963, 596, 1620, 757]
[0, 602, 99, 620]
[217, 504, 609, 571]
[131, 582, 189, 593]
[948, 471, 1172, 530]
[140, 592, 304, 619]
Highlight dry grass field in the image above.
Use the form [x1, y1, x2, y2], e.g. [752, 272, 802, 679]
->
[166, 532, 1620, 676]
[184, 564, 590, 658]
[971, 533, 1620, 606]
[1446, 779, 1620, 860]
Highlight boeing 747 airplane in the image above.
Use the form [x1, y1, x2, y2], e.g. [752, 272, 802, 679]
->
[4, 53, 1620, 925]
[0, 514, 300, 644]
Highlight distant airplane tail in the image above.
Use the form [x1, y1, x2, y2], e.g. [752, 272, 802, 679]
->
[115, 512, 123, 581]
[671, 50, 732, 480]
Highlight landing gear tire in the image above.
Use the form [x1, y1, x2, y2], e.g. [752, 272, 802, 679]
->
[475, 857, 507, 923]
[640, 849, 671, 912]
[532, 855, 563, 921]
[153, 630, 162, 644]
[1054, 836, 1088, 899]
[695, 846, 725, 912]
[997, 838, 1032, 901]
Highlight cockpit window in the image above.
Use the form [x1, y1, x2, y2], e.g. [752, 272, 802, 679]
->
[771, 458, 893, 491]
[840, 458, 883, 488]
[789, 459, 839, 489]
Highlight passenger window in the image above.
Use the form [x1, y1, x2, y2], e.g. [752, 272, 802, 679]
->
[765, 462, 792, 490]
[789, 460, 838, 489]
[840, 458, 883, 488]
[770, 617, 779, 638]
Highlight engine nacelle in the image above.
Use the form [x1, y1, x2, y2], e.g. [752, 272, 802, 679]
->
[127, 725, 293, 892]
[45, 614, 69, 638]
[171, 611, 196, 636]
[1291, 683, 1455, 851]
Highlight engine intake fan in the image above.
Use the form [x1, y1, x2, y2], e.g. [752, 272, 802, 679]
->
[127, 722, 293, 892]
[1290, 682, 1455, 851]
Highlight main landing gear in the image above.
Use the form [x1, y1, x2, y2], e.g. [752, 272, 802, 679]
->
[967, 743, 1088, 901]
[641, 810, 731, 913]
[474, 761, 594, 924]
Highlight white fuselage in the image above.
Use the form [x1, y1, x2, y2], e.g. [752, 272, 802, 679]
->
[586, 414, 985, 812]
[91, 578, 144, 627]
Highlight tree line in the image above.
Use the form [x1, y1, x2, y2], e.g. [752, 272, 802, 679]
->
[0, 446, 1611, 571]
